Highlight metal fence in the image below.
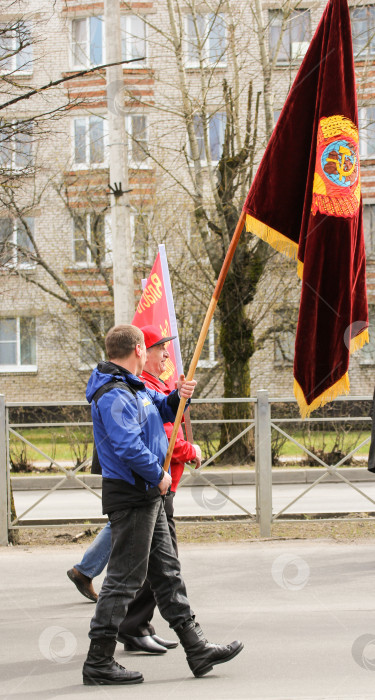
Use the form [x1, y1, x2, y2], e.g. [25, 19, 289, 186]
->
[0, 391, 373, 544]
[261, 393, 373, 535]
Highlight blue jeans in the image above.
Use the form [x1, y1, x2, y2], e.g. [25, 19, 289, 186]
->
[75, 521, 111, 579]
[89, 499, 193, 640]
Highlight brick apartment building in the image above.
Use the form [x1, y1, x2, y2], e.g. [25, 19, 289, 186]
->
[0, 0, 374, 402]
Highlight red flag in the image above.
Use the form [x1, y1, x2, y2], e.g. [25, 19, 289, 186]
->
[132, 248, 180, 391]
[244, 0, 368, 417]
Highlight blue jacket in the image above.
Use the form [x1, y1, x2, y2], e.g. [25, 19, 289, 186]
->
[86, 361, 180, 510]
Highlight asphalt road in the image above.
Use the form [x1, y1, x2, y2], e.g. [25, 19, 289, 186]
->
[2, 540, 375, 699]
[12, 480, 375, 522]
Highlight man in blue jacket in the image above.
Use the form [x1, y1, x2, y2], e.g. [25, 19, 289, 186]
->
[82, 324, 243, 686]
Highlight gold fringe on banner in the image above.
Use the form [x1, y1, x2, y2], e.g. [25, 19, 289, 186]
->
[294, 327, 369, 417]
[297, 259, 304, 280]
[246, 214, 299, 261]
[349, 327, 369, 354]
[246, 214, 305, 279]
[294, 373, 350, 419]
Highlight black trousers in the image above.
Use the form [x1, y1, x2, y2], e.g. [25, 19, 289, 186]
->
[118, 491, 178, 637]
[89, 495, 192, 640]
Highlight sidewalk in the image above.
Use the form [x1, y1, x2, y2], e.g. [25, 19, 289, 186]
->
[2, 540, 375, 699]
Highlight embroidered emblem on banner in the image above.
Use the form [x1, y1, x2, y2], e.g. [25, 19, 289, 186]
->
[311, 115, 360, 218]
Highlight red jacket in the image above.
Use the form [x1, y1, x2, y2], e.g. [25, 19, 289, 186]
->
[140, 370, 196, 492]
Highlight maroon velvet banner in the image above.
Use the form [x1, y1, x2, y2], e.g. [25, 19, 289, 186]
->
[244, 0, 368, 416]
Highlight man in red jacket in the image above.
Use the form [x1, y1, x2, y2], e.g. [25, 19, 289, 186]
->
[139, 325, 201, 548]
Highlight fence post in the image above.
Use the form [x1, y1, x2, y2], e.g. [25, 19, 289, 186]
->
[256, 390, 272, 537]
[0, 395, 8, 545]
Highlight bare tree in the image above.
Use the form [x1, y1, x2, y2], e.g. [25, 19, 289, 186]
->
[113, 0, 307, 458]
[0, 0, 311, 461]
[0, 2, 139, 361]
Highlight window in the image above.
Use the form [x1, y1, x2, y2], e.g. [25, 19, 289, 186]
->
[363, 204, 375, 257]
[120, 15, 147, 65]
[186, 13, 226, 67]
[274, 309, 297, 365]
[0, 121, 33, 171]
[351, 6, 375, 59]
[73, 213, 110, 265]
[189, 113, 226, 163]
[359, 306, 375, 365]
[126, 115, 148, 166]
[0, 21, 33, 73]
[79, 312, 113, 368]
[73, 115, 106, 167]
[273, 109, 282, 126]
[71, 16, 103, 67]
[0, 217, 35, 267]
[0, 317, 36, 371]
[197, 320, 217, 368]
[269, 9, 310, 64]
[359, 106, 375, 158]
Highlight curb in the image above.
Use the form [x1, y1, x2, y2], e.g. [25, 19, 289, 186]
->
[10, 467, 375, 490]
[11, 512, 375, 526]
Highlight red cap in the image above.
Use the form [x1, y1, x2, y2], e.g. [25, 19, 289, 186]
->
[141, 324, 176, 349]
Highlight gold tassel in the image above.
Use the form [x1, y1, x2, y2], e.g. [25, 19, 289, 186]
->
[294, 373, 350, 419]
[297, 259, 304, 280]
[349, 328, 369, 355]
[246, 214, 298, 261]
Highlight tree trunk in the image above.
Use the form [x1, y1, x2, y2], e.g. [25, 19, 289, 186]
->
[217, 238, 266, 463]
[218, 282, 254, 463]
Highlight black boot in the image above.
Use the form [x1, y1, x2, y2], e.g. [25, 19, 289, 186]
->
[176, 620, 243, 678]
[82, 638, 144, 685]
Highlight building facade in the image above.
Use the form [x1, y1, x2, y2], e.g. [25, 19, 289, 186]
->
[0, 0, 374, 402]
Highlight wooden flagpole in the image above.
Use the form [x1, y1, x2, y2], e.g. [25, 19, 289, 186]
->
[163, 209, 247, 471]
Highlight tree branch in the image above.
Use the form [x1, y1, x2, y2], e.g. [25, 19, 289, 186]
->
[0, 57, 144, 110]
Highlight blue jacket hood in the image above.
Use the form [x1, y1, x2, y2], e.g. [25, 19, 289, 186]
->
[86, 361, 144, 403]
